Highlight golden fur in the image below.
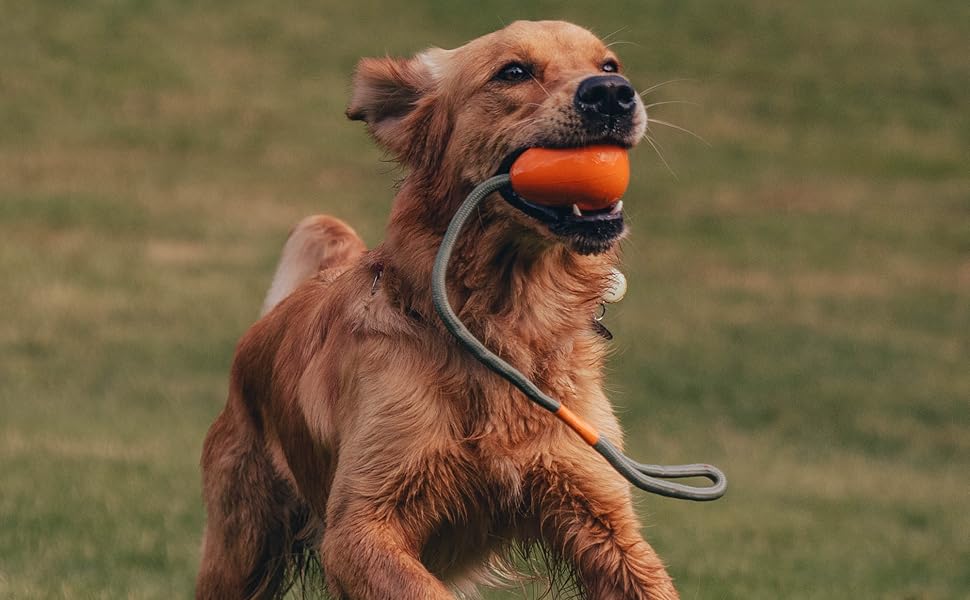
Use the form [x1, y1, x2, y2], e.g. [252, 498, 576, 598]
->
[197, 20, 678, 599]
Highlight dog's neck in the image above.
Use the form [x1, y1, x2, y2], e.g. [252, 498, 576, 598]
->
[375, 179, 618, 364]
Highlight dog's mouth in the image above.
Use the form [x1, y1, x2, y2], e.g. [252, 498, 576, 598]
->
[497, 145, 626, 255]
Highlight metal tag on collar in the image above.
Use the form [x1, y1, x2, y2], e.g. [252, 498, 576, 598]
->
[602, 268, 627, 304]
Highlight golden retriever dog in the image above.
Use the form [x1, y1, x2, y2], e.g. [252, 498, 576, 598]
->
[197, 20, 678, 600]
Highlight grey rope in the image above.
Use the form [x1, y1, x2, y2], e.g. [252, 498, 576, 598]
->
[431, 174, 726, 501]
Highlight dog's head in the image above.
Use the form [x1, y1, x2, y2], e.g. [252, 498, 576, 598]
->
[348, 20, 646, 255]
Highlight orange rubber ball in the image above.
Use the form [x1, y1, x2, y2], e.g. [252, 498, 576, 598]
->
[509, 145, 630, 212]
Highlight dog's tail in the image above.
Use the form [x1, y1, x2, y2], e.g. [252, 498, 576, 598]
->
[261, 215, 367, 316]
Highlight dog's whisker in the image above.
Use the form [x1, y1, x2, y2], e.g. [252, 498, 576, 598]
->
[638, 78, 698, 96]
[475, 202, 488, 234]
[645, 134, 677, 178]
[647, 117, 710, 146]
[515, 115, 544, 128]
[605, 40, 640, 49]
[643, 100, 699, 109]
[600, 25, 630, 42]
[529, 73, 552, 98]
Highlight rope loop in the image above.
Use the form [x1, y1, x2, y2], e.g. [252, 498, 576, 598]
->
[431, 174, 726, 501]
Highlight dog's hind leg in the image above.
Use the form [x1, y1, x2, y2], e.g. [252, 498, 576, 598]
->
[261, 215, 366, 316]
[196, 399, 307, 600]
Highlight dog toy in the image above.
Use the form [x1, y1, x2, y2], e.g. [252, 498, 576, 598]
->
[432, 147, 726, 501]
[509, 145, 629, 211]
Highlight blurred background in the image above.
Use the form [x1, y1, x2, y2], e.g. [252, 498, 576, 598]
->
[1, 1, 967, 598]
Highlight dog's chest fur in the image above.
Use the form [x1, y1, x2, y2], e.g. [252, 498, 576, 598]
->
[442, 338, 588, 497]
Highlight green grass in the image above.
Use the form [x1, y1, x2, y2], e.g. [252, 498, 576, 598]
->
[1, 1, 968, 598]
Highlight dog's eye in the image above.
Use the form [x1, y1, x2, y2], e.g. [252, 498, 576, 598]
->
[601, 60, 620, 73]
[495, 62, 532, 83]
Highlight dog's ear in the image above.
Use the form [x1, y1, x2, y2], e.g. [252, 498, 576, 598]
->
[346, 51, 447, 164]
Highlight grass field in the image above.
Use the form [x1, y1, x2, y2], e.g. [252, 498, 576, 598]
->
[1, 1, 968, 598]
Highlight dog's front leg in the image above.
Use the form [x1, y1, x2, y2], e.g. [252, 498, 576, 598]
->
[533, 453, 679, 600]
[320, 514, 453, 600]
[318, 432, 459, 600]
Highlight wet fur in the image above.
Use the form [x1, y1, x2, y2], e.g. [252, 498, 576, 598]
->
[197, 20, 678, 600]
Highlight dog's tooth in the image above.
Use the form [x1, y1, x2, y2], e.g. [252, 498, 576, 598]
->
[572, 204, 583, 217]
[611, 200, 624, 214]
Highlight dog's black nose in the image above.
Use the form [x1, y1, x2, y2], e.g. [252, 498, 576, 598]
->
[574, 75, 637, 118]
